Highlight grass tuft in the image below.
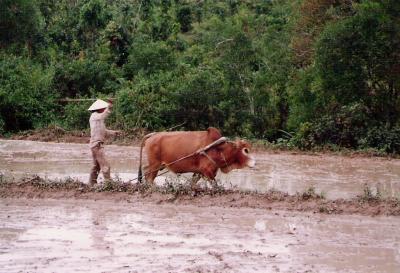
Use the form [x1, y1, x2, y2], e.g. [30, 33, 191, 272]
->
[298, 186, 325, 200]
[359, 183, 383, 203]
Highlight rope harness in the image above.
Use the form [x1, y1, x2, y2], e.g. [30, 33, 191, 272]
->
[130, 137, 228, 183]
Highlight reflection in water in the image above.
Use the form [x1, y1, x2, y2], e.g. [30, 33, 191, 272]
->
[1, 139, 400, 199]
[21, 227, 90, 243]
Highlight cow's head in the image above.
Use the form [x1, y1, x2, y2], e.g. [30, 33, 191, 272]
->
[213, 140, 256, 173]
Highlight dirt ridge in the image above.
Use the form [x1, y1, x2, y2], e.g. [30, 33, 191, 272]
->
[1, 177, 399, 217]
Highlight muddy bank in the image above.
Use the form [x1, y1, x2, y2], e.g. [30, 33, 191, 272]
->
[6, 126, 140, 146]
[6, 126, 397, 158]
[1, 177, 399, 216]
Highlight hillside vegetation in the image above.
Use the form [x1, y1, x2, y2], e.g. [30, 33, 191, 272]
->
[1, 0, 399, 153]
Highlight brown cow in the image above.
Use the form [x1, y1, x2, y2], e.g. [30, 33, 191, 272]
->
[137, 127, 255, 184]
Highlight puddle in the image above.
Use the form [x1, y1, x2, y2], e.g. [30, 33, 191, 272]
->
[0, 199, 399, 272]
[1, 139, 400, 199]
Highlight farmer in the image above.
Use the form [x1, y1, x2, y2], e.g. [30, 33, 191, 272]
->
[88, 99, 120, 185]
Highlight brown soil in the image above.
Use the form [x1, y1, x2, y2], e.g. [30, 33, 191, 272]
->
[9, 126, 91, 144]
[1, 178, 399, 217]
[3, 198, 399, 272]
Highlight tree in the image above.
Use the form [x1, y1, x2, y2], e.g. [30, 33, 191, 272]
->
[79, 0, 111, 46]
[0, 0, 44, 52]
[0, 55, 55, 132]
[124, 39, 175, 78]
[315, 0, 400, 125]
[176, 5, 192, 32]
[289, 0, 400, 149]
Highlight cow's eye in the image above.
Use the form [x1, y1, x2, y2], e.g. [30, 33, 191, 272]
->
[243, 148, 249, 154]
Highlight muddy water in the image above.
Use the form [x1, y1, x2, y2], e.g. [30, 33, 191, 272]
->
[0, 198, 399, 272]
[1, 139, 400, 199]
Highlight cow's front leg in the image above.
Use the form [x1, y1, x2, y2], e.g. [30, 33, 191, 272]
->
[190, 173, 202, 189]
[200, 168, 218, 188]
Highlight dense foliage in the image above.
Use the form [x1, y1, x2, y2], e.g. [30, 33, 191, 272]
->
[0, 0, 399, 153]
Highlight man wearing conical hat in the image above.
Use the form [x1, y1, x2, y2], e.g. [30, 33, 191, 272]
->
[88, 99, 120, 185]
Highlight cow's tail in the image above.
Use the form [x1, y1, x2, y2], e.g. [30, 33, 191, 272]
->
[138, 132, 156, 183]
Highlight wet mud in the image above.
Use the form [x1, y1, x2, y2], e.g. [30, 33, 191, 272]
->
[1, 140, 400, 272]
[1, 198, 399, 272]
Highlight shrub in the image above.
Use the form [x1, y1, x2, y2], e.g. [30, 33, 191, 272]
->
[167, 67, 225, 130]
[53, 58, 117, 98]
[0, 55, 55, 131]
[114, 73, 172, 130]
[62, 100, 92, 130]
[360, 126, 400, 154]
[123, 39, 175, 78]
[0, 0, 44, 47]
[290, 122, 315, 150]
[176, 5, 192, 32]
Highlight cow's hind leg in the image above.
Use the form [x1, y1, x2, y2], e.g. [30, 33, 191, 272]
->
[144, 161, 161, 184]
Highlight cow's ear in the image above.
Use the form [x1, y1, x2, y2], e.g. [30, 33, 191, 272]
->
[207, 127, 222, 140]
[236, 140, 247, 149]
[237, 140, 251, 150]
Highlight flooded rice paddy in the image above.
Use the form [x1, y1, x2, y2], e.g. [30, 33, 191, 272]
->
[1, 139, 400, 200]
[1, 198, 399, 272]
[1, 139, 400, 272]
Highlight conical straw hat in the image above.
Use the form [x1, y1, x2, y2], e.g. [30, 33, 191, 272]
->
[88, 99, 109, 111]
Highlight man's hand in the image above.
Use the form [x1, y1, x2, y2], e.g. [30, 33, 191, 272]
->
[107, 129, 122, 137]
[107, 98, 114, 108]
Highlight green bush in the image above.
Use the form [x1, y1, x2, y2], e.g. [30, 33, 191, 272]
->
[0, 55, 55, 131]
[291, 103, 369, 149]
[176, 5, 193, 33]
[290, 122, 315, 150]
[123, 39, 175, 78]
[53, 58, 117, 98]
[0, 0, 44, 46]
[167, 67, 225, 130]
[62, 101, 92, 130]
[114, 73, 173, 130]
[360, 126, 400, 154]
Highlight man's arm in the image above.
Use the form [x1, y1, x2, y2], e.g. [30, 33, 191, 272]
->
[104, 99, 121, 136]
[97, 99, 114, 119]
[106, 129, 121, 136]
